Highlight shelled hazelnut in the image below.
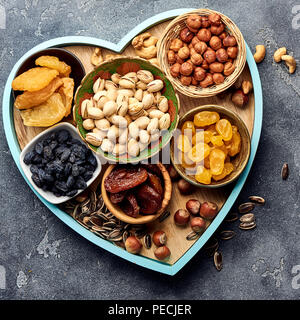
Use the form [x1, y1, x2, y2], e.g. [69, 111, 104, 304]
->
[154, 245, 171, 260]
[174, 209, 190, 226]
[125, 236, 142, 254]
[166, 13, 239, 89]
[153, 230, 167, 247]
[199, 201, 218, 220]
[190, 217, 206, 233]
[177, 178, 194, 194]
[186, 199, 201, 215]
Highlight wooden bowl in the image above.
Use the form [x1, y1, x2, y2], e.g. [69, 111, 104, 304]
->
[157, 8, 246, 98]
[101, 162, 172, 224]
[74, 56, 180, 163]
[170, 105, 251, 188]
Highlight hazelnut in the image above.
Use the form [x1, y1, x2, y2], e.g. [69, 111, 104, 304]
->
[200, 73, 214, 88]
[180, 62, 193, 76]
[203, 49, 216, 64]
[209, 62, 224, 73]
[191, 36, 201, 46]
[201, 60, 209, 70]
[180, 75, 192, 86]
[191, 77, 198, 86]
[194, 41, 207, 54]
[193, 66, 206, 81]
[175, 53, 185, 64]
[178, 178, 194, 195]
[208, 13, 222, 26]
[212, 73, 225, 84]
[167, 50, 176, 65]
[209, 36, 222, 50]
[174, 209, 190, 226]
[190, 217, 206, 233]
[216, 48, 228, 63]
[180, 27, 194, 43]
[231, 89, 249, 107]
[153, 230, 167, 247]
[125, 236, 142, 254]
[223, 35, 237, 47]
[219, 31, 227, 40]
[178, 46, 190, 60]
[170, 38, 183, 52]
[210, 24, 225, 35]
[154, 245, 171, 260]
[227, 46, 238, 59]
[189, 47, 197, 56]
[167, 164, 180, 180]
[170, 63, 181, 77]
[191, 53, 203, 65]
[186, 199, 201, 215]
[199, 201, 218, 219]
[201, 16, 211, 28]
[223, 61, 235, 76]
[187, 14, 202, 30]
[197, 28, 211, 42]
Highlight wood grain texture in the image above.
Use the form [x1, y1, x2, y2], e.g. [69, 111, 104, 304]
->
[13, 20, 254, 265]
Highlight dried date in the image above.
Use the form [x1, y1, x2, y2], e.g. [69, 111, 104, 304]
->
[109, 190, 127, 204]
[137, 184, 162, 215]
[147, 172, 163, 195]
[120, 193, 140, 218]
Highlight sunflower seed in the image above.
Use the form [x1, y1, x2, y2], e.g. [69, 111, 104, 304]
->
[90, 191, 97, 212]
[240, 213, 255, 224]
[186, 231, 199, 241]
[159, 210, 170, 223]
[72, 204, 81, 219]
[97, 213, 109, 222]
[225, 212, 239, 222]
[219, 230, 236, 240]
[249, 196, 265, 206]
[122, 230, 129, 243]
[213, 251, 223, 271]
[103, 221, 117, 229]
[135, 229, 147, 239]
[239, 221, 256, 230]
[281, 163, 289, 180]
[144, 234, 152, 249]
[89, 216, 103, 226]
[238, 202, 255, 214]
[204, 237, 219, 256]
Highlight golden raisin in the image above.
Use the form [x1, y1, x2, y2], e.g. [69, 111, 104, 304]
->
[188, 142, 211, 163]
[194, 111, 220, 127]
[216, 119, 233, 141]
[177, 134, 192, 153]
[209, 148, 226, 175]
[192, 130, 212, 145]
[228, 130, 241, 156]
[212, 162, 234, 181]
[211, 135, 224, 147]
[181, 121, 196, 136]
[195, 166, 211, 184]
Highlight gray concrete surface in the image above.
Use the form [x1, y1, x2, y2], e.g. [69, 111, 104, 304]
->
[0, 0, 299, 300]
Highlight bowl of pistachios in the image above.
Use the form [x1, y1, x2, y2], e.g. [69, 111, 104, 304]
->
[74, 56, 180, 163]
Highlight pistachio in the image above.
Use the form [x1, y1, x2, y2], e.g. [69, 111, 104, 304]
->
[128, 122, 139, 139]
[88, 107, 105, 120]
[159, 113, 171, 130]
[81, 99, 93, 119]
[129, 97, 139, 105]
[136, 81, 147, 90]
[128, 138, 140, 157]
[142, 93, 154, 110]
[147, 118, 159, 133]
[147, 79, 164, 92]
[138, 141, 148, 152]
[83, 119, 95, 130]
[111, 73, 121, 84]
[107, 125, 120, 142]
[105, 80, 118, 91]
[124, 72, 138, 83]
[150, 129, 160, 142]
[116, 94, 129, 116]
[85, 132, 102, 147]
[149, 109, 165, 119]
[119, 76, 136, 89]
[118, 128, 128, 145]
[101, 138, 114, 153]
[93, 78, 105, 93]
[158, 96, 169, 113]
[97, 96, 109, 109]
[128, 101, 144, 117]
[92, 128, 107, 139]
[103, 101, 117, 117]
[106, 89, 118, 101]
[95, 118, 110, 131]
[153, 91, 161, 105]
[118, 89, 135, 97]
[137, 70, 154, 84]
[112, 143, 126, 156]
[134, 89, 143, 101]
[139, 129, 150, 144]
[93, 90, 107, 102]
[111, 115, 128, 128]
[134, 116, 150, 130]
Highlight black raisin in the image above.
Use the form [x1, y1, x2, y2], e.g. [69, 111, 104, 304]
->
[83, 171, 93, 182]
[66, 190, 78, 197]
[34, 142, 44, 155]
[61, 149, 71, 162]
[23, 151, 36, 165]
[32, 174, 42, 188]
[43, 146, 53, 160]
[64, 163, 72, 176]
[49, 140, 58, 150]
[74, 176, 87, 190]
[30, 165, 39, 174]
[32, 154, 42, 164]
[55, 181, 68, 192]
[66, 176, 75, 189]
[69, 153, 76, 163]
[52, 160, 64, 173]
[57, 129, 70, 143]
[87, 154, 97, 167]
[72, 164, 80, 177]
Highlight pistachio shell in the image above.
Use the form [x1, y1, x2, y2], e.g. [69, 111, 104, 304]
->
[147, 79, 164, 92]
[92, 128, 107, 139]
[137, 70, 154, 84]
[118, 128, 128, 145]
[119, 76, 136, 89]
[139, 129, 150, 144]
[101, 138, 114, 153]
[106, 89, 118, 101]
[95, 118, 110, 131]
[93, 90, 107, 102]
[159, 113, 170, 130]
[142, 93, 154, 110]
[124, 72, 138, 83]
[153, 92, 161, 105]
[118, 89, 135, 97]
[111, 115, 128, 128]
[82, 119, 95, 130]
[147, 118, 159, 133]
[128, 101, 144, 116]
[97, 96, 109, 109]
[129, 97, 139, 105]
[112, 143, 126, 156]
[88, 107, 105, 120]
[158, 96, 169, 113]
[138, 141, 149, 152]
[149, 109, 165, 119]
[128, 122, 139, 139]
[93, 78, 105, 93]
[150, 130, 160, 142]
[81, 99, 93, 119]
[136, 81, 147, 90]
[134, 89, 143, 101]
[105, 80, 118, 91]
[107, 125, 119, 142]
[103, 101, 117, 117]
[134, 116, 150, 129]
[85, 132, 102, 147]
[128, 138, 140, 157]
[111, 73, 121, 84]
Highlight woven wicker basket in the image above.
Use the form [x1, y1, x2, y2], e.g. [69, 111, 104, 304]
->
[157, 8, 246, 98]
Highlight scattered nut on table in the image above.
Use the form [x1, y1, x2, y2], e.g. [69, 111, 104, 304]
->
[91, 47, 104, 66]
[253, 45, 266, 63]
[132, 32, 159, 63]
[273, 47, 287, 63]
[281, 55, 296, 74]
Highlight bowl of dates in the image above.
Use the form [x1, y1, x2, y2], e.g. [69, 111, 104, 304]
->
[101, 163, 172, 224]
[20, 122, 101, 204]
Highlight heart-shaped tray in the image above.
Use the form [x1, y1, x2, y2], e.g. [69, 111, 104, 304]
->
[2, 8, 262, 275]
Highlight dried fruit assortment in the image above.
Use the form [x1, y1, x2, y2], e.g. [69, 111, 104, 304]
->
[23, 129, 97, 198]
[174, 110, 241, 184]
[12, 55, 74, 126]
[104, 164, 164, 217]
[167, 13, 238, 88]
[80, 69, 171, 157]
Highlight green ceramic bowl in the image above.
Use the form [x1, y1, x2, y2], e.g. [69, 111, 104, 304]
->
[74, 57, 179, 163]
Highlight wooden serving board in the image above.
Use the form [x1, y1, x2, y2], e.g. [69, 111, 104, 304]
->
[4, 9, 263, 275]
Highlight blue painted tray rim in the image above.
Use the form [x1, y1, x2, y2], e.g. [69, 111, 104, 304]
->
[2, 8, 263, 276]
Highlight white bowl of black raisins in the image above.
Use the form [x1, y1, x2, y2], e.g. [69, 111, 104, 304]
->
[20, 122, 102, 204]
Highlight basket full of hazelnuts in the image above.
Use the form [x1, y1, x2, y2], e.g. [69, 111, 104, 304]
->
[157, 9, 246, 98]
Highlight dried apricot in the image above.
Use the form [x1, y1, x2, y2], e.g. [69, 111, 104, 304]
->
[35, 56, 71, 77]
[195, 166, 211, 184]
[58, 77, 74, 117]
[192, 130, 212, 145]
[211, 135, 223, 147]
[216, 119, 233, 141]
[209, 148, 226, 175]
[177, 134, 192, 153]
[12, 67, 59, 92]
[212, 162, 234, 181]
[194, 111, 220, 127]
[188, 142, 210, 163]
[181, 121, 196, 136]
